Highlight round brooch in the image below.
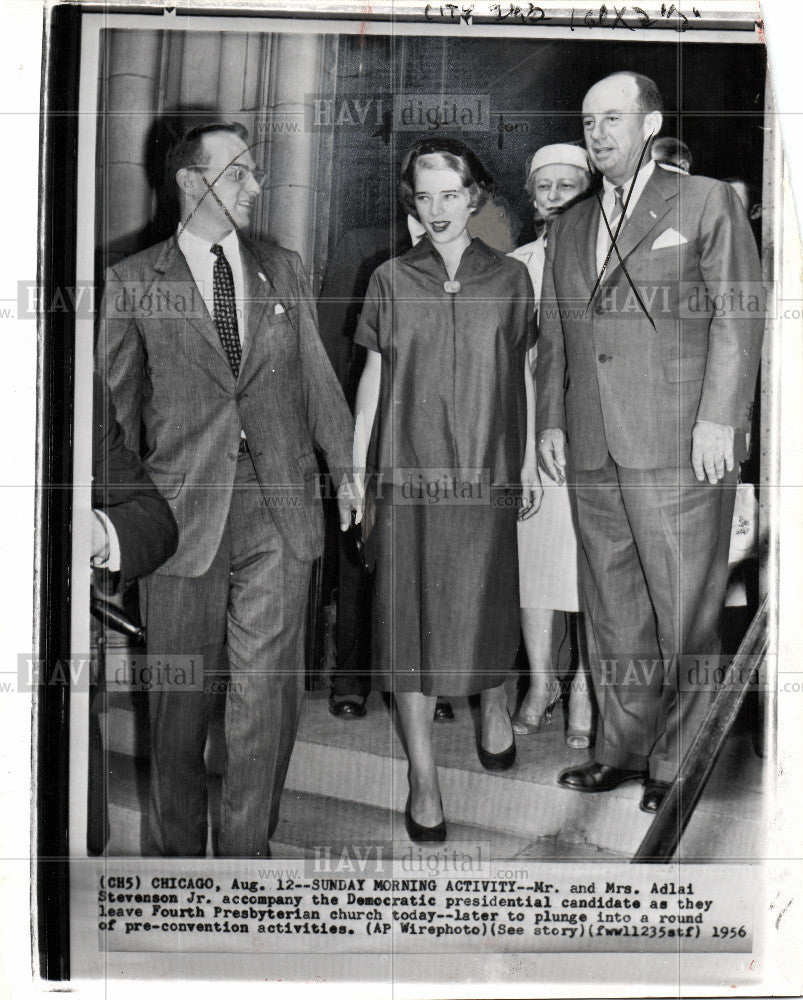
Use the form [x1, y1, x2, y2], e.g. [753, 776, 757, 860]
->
[443, 280, 461, 294]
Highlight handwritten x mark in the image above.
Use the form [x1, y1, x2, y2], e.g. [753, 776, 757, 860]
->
[178, 137, 265, 242]
[586, 134, 657, 331]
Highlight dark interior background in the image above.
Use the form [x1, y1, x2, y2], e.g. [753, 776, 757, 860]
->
[328, 36, 766, 249]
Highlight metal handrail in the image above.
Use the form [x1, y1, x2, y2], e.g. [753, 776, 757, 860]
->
[632, 595, 768, 862]
[90, 595, 145, 642]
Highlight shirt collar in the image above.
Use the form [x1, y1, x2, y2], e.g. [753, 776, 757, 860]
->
[655, 162, 689, 175]
[177, 224, 239, 258]
[602, 158, 655, 210]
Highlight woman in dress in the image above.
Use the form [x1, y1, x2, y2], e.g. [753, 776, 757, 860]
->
[353, 137, 539, 841]
[509, 143, 595, 748]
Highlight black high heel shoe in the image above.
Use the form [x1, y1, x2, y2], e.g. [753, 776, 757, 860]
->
[477, 710, 517, 771]
[404, 794, 447, 843]
[477, 740, 516, 771]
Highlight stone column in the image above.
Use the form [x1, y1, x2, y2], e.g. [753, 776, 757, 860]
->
[218, 33, 259, 156]
[259, 33, 329, 275]
[100, 30, 163, 249]
[178, 32, 222, 107]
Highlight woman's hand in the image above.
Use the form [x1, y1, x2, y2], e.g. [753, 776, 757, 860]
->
[537, 428, 567, 485]
[519, 460, 543, 520]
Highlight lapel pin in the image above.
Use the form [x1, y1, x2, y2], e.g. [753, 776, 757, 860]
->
[274, 303, 285, 315]
[649, 211, 657, 219]
[258, 272, 267, 282]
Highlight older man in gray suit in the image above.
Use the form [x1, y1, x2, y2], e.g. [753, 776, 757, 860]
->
[537, 73, 763, 814]
[98, 122, 354, 856]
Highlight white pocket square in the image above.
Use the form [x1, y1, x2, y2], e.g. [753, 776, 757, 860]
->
[651, 228, 688, 250]
[274, 303, 285, 315]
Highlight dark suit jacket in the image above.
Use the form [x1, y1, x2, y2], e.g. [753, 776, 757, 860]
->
[536, 165, 764, 470]
[92, 373, 178, 587]
[97, 234, 353, 576]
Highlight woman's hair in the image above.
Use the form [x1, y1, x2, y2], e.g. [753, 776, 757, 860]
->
[398, 137, 493, 219]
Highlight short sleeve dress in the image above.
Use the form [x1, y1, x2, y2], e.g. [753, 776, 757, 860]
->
[354, 236, 534, 695]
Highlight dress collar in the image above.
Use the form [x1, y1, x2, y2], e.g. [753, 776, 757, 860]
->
[404, 234, 496, 265]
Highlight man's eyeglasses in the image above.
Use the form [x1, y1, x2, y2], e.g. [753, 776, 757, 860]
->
[188, 163, 267, 187]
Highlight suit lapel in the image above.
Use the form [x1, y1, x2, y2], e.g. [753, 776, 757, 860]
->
[603, 168, 677, 285]
[154, 237, 232, 370]
[238, 237, 278, 377]
[572, 198, 600, 294]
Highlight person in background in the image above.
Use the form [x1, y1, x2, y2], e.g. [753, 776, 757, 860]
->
[509, 143, 595, 749]
[317, 226, 406, 721]
[723, 177, 763, 223]
[650, 136, 692, 174]
[353, 137, 538, 842]
[721, 175, 763, 611]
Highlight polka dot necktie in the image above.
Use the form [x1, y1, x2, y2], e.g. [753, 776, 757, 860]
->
[211, 243, 241, 377]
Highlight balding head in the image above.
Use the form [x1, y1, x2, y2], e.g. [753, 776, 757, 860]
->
[582, 73, 664, 185]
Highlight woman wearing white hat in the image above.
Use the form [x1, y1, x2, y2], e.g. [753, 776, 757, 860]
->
[509, 143, 595, 749]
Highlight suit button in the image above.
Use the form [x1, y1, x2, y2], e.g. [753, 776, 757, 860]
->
[227, 453, 236, 461]
[598, 354, 611, 363]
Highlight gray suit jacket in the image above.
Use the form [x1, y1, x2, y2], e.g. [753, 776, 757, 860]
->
[97, 234, 353, 576]
[536, 166, 764, 470]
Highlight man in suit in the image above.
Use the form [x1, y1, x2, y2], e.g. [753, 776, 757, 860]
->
[650, 136, 692, 175]
[537, 73, 763, 813]
[97, 122, 354, 856]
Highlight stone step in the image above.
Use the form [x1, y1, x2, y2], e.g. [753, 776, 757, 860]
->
[96, 688, 764, 860]
[280, 691, 764, 860]
[101, 753, 620, 861]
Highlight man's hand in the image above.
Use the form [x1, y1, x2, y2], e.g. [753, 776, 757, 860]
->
[692, 420, 735, 484]
[537, 428, 567, 486]
[519, 461, 544, 520]
[91, 509, 110, 564]
[338, 476, 362, 530]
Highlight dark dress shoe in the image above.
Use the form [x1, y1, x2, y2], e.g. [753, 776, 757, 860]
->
[404, 796, 447, 843]
[558, 762, 646, 793]
[328, 695, 367, 720]
[477, 740, 516, 772]
[434, 699, 455, 722]
[640, 780, 671, 814]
